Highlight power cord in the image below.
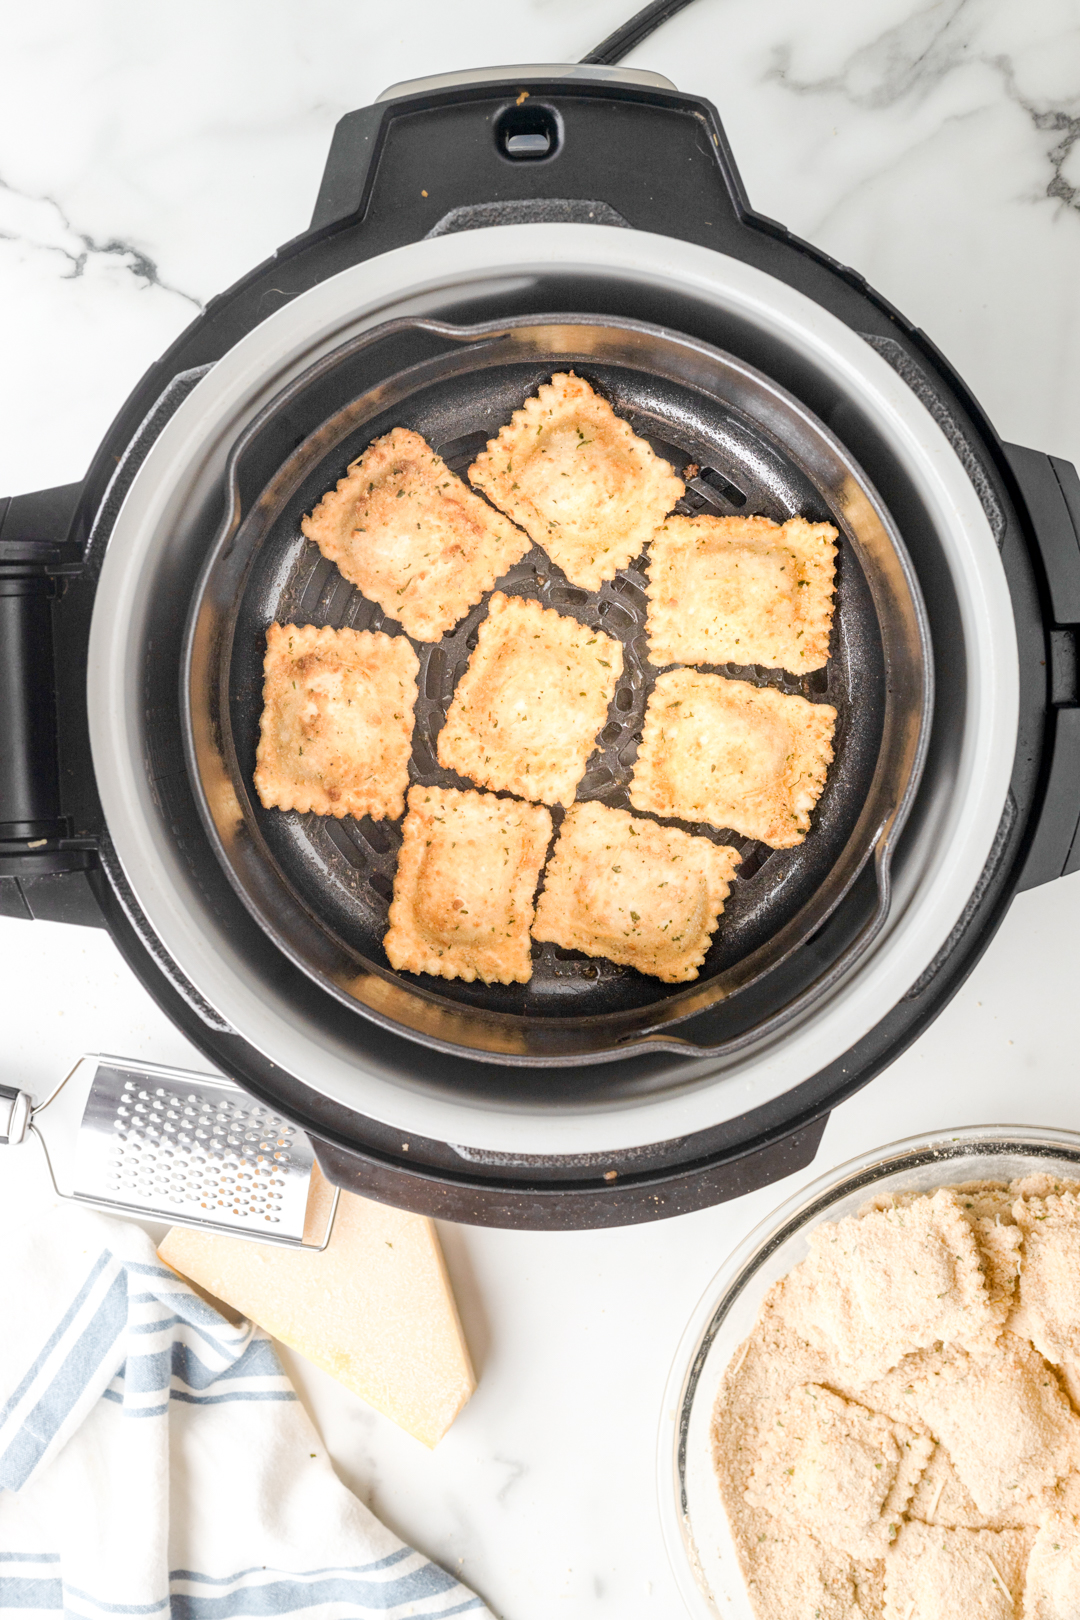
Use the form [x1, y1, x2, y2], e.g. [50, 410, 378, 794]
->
[581, 0, 703, 66]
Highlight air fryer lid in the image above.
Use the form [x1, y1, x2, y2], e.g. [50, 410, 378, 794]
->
[185, 314, 930, 1064]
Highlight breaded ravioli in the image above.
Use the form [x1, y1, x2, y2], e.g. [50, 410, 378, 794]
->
[713, 1177, 1080, 1620]
[254, 623, 418, 821]
[629, 669, 836, 848]
[883, 1522, 1032, 1620]
[1008, 1191, 1080, 1369]
[383, 786, 551, 984]
[1023, 1513, 1080, 1620]
[904, 1335, 1080, 1520]
[300, 427, 530, 642]
[645, 512, 838, 673]
[436, 592, 623, 807]
[774, 1189, 998, 1381]
[745, 1384, 932, 1560]
[743, 1533, 869, 1620]
[906, 1445, 998, 1532]
[468, 372, 684, 590]
[531, 801, 739, 982]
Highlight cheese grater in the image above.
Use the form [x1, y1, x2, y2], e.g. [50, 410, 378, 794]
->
[0, 1055, 337, 1249]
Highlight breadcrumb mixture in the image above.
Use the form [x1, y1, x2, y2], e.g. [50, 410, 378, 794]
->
[713, 1178, 1080, 1619]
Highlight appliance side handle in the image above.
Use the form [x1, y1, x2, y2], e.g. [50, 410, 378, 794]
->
[0, 482, 103, 927]
[1002, 444, 1080, 890]
[308, 77, 751, 247]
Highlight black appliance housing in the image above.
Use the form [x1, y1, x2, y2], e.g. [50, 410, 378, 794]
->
[3, 70, 1080, 1228]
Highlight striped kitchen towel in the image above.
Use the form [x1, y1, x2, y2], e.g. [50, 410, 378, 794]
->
[0, 1201, 492, 1619]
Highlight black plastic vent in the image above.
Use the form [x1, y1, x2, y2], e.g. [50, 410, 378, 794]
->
[495, 101, 560, 162]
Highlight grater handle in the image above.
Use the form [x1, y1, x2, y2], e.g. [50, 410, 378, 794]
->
[0, 1085, 32, 1145]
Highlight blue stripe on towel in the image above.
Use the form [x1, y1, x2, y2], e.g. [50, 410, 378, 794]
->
[0, 1271, 129, 1491]
[0, 1255, 113, 1433]
[63, 1587, 170, 1615]
[167, 1564, 468, 1619]
[0, 1576, 63, 1610]
[119, 1333, 279, 1396]
[205, 1341, 281, 1383]
[167, 1391, 297, 1408]
[127, 1289, 246, 1339]
[0, 1567, 483, 1620]
[170, 1552, 412, 1584]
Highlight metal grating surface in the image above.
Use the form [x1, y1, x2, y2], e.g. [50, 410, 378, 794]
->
[73, 1060, 314, 1238]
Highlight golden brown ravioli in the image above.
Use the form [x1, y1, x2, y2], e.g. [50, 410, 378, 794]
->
[436, 591, 622, 807]
[531, 801, 739, 982]
[383, 786, 551, 984]
[300, 426, 529, 642]
[645, 512, 838, 673]
[629, 668, 836, 847]
[468, 372, 684, 590]
[254, 623, 418, 821]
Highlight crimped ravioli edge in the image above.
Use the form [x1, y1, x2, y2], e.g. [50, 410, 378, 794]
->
[645, 513, 838, 675]
[254, 622, 418, 821]
[383, 784, 552, 984]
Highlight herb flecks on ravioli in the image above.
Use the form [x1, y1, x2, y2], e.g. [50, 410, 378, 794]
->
[532, 801, 739, 983]
[254, 623, 417, 821]
[645, 512, 838, 674]
[436, 592, 622, 808]
[301, 427, 529, 642]
[384, 785, 551, 985]
[468, 372, 683, 590]
[630, 669, 836, 848]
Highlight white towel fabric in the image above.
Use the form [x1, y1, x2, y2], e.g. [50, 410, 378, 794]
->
[0, 1201, 492, 1619]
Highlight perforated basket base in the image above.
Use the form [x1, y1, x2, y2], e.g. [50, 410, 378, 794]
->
[191, 318, 904, 1060]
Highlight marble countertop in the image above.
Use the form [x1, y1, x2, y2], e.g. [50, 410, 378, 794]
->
[2, 1, 1079, 1614]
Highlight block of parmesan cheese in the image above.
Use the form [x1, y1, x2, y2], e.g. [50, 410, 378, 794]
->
[158, 1165, 475, 1447]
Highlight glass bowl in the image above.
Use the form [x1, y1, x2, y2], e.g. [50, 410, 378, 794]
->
[656, 1124, 1080, 1619]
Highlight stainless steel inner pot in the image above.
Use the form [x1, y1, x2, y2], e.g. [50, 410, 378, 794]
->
[87, 228, 1013, 1154]
[183, 314, 931, 1064]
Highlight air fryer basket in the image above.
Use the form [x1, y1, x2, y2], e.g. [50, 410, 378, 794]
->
[184, 315, 931, 1063]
